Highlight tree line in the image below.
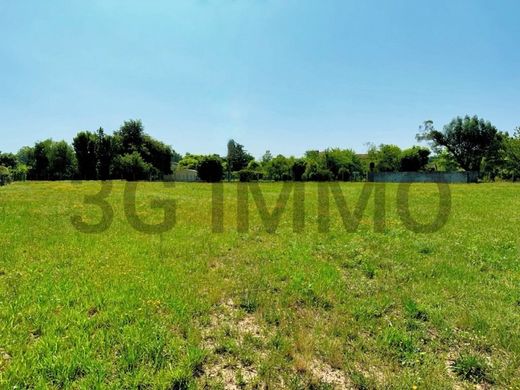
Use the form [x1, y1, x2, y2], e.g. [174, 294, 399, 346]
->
[1, 115, 520, 185]
[0, 120, 179, 184]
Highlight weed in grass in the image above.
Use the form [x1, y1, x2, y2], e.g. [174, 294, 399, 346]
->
[298, 284, 333, 310]
[451, 354, 491, 383]
[403, 299, 429, 322]
[169, 371, 191, 390]
[418, 246, 433, 255]
[353, 298, 393, 321]
[380, 327, 419, 365]
[239, 293, 259, 314]
[361, 262, 376, 279]
[235, 370, 246, 387]
[263, 308, 282, 327]
[349, 370, 371, 390]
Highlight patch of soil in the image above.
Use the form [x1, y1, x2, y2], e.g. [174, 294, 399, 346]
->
[199, 299, 265, 388]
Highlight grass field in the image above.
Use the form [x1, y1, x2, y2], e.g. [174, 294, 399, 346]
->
[1, 181, 520, 389]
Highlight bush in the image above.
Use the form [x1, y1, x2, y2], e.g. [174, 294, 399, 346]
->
[197, 156, 223, 182]
[338, 167, 351, 181]
[246, 160, 260, 170]
[0, 153, 17, 169]
[367, 144, 402, 172]
[400, 147, 430, 172]
[12, 164, 29, 182]
[280, 172, 292, 181]
[0, 165, 12, 186]
[310, 169, 333, 181]
[303, 163, 333, 181]
[238, 169, 261, 182]
[291, 159, 306, 181]
[111, 152, 152, 181]
[265, 155, 290, 181]
[452, 354, 491, 383]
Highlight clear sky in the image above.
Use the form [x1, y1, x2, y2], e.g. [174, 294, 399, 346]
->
[1, 0, 519, 158]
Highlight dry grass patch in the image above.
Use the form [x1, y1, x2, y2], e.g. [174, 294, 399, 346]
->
[198, 299, 268, 388]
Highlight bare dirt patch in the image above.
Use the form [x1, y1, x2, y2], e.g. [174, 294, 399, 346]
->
[308, 359, 352, 389]
[0, 348, 11, 371]
[199, 299, 266, 389]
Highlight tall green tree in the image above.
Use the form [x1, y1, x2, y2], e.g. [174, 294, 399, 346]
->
[502, 128, 520, 180]
[95, 128, 114, 180]
[261, 150, 273, 164]
[265, 154, 291, 181]
[227, 139, 253, 174]
[116, 119, 145, 154]
[48, 141, 77, 180]
[142, 135, 173, 177]
[171, 150, 182, 163]
[73, 131, 97, 180]
[16, 146, 35, 169]
[429, 150, 459, 172]
[368, 144, 402, 172]
[418, 116, 502, 172]
[32, 140, 52, 180]
[323, 148, 363, 179]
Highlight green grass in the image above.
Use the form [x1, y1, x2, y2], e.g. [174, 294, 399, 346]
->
[451, 354, 491, 383]
[1, 181, 520, 388]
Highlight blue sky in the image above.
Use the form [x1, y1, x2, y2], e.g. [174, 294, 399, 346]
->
[1, 0, 519, 158]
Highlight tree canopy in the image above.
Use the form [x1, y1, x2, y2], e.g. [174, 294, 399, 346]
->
[418, 116, 502, 172]
[197, 155, 224, 182]
[400, 146, 431, 172]
[4, 115, 520, 184]
[227, 140, 253, 173]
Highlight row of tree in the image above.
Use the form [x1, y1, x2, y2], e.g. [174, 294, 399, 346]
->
[1, 115, 520, 184]
[0, 120, 180, 184]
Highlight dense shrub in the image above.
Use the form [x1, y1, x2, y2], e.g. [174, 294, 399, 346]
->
[291, 159, 306, 181]
[238, 169, 262, 182]
[23, 140, 78, 180]
[11, 164, 28, 181]
[73, 131, 97, 180]
[400, 147, 430, 171]
[0, 166, 12, 186]
[303, 163, 333, 181]
[0, 153, 17, 169]
[281, 172, 292, 181]
[338, 167, 351, 181]
[265, 155, 291, 181]
[368, 144, 402, 172]
[247, 160, 261, 170]
[111, 152, 152, 181]
[197, 156, 224, 182]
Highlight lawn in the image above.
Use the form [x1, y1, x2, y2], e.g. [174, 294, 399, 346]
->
[1, 181, 519, 389]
